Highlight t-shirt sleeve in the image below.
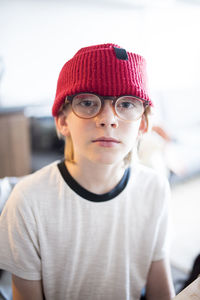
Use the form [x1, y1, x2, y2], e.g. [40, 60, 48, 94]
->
[0, 184, 41, 280]
[152, 177, 171, 261]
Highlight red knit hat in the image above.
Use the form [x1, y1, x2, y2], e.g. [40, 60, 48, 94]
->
[52, 43, 152, 116]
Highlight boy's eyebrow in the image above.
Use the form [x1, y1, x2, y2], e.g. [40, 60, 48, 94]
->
[66, 95, 117, 102]
[99, 96, 116, 100]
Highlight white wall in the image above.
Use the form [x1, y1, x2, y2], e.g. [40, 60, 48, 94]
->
[0, 0, 200, 118]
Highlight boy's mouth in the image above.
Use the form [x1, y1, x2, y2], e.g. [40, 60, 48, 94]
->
[92, 137, 120, 143]
[92, 137, 121, 147]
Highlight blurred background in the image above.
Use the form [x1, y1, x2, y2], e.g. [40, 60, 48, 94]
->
[0, 0, 200, 295]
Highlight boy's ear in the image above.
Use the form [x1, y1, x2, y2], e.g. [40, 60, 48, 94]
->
[139, 114, 148, 134]
[55, 114, 70, 137]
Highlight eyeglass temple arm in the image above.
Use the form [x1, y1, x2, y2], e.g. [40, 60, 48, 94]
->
[143, 100, 150, 107]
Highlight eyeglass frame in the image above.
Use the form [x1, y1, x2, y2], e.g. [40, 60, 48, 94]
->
[65, 92, 150, 121]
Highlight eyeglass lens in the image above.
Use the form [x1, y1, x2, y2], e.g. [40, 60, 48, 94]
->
[71, 93, 144, 121]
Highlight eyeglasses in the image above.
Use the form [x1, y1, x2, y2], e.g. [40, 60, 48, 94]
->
[66, 93, 149, 121]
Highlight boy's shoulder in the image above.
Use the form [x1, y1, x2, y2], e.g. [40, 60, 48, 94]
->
[1, 161, 62, 215]
[132, 161, 164, 179]
[128, 163, 170, 211]
[14, 160, 61, 193]
[131, 162, 169, 191]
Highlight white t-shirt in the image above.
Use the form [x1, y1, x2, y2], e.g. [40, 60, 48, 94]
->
[0, 161, 170, 300]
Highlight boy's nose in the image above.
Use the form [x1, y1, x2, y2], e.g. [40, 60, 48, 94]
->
[95, 100, 118, 128]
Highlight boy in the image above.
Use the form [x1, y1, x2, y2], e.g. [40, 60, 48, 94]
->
[0, 43, 175, 300]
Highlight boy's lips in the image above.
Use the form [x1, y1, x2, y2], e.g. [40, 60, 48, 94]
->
[92, 137, 121, 144]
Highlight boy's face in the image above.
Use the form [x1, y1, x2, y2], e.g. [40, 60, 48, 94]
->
[56, 100, 146, 166]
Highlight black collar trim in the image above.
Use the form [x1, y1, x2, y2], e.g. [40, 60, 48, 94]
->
[57, 161, 130, 202]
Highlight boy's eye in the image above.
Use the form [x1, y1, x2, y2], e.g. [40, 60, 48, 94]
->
[79, 100, 98, 107]
[117, 101, 135, 109]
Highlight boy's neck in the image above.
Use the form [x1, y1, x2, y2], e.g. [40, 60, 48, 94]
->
[65, 160, 126, 195]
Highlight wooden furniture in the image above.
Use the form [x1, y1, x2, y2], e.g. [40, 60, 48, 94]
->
[0, 108, 31, 178]
[173, 277, 200, 299]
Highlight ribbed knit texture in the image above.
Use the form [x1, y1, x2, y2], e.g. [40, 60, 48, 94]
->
[52, 43, 152, 116]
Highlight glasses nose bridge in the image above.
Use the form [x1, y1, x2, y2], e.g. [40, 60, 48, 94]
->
[100, 98, 116, 115]
[96, 98, 118, 127]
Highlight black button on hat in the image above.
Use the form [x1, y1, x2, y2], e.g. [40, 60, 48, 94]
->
[113, 47, 128, 60]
